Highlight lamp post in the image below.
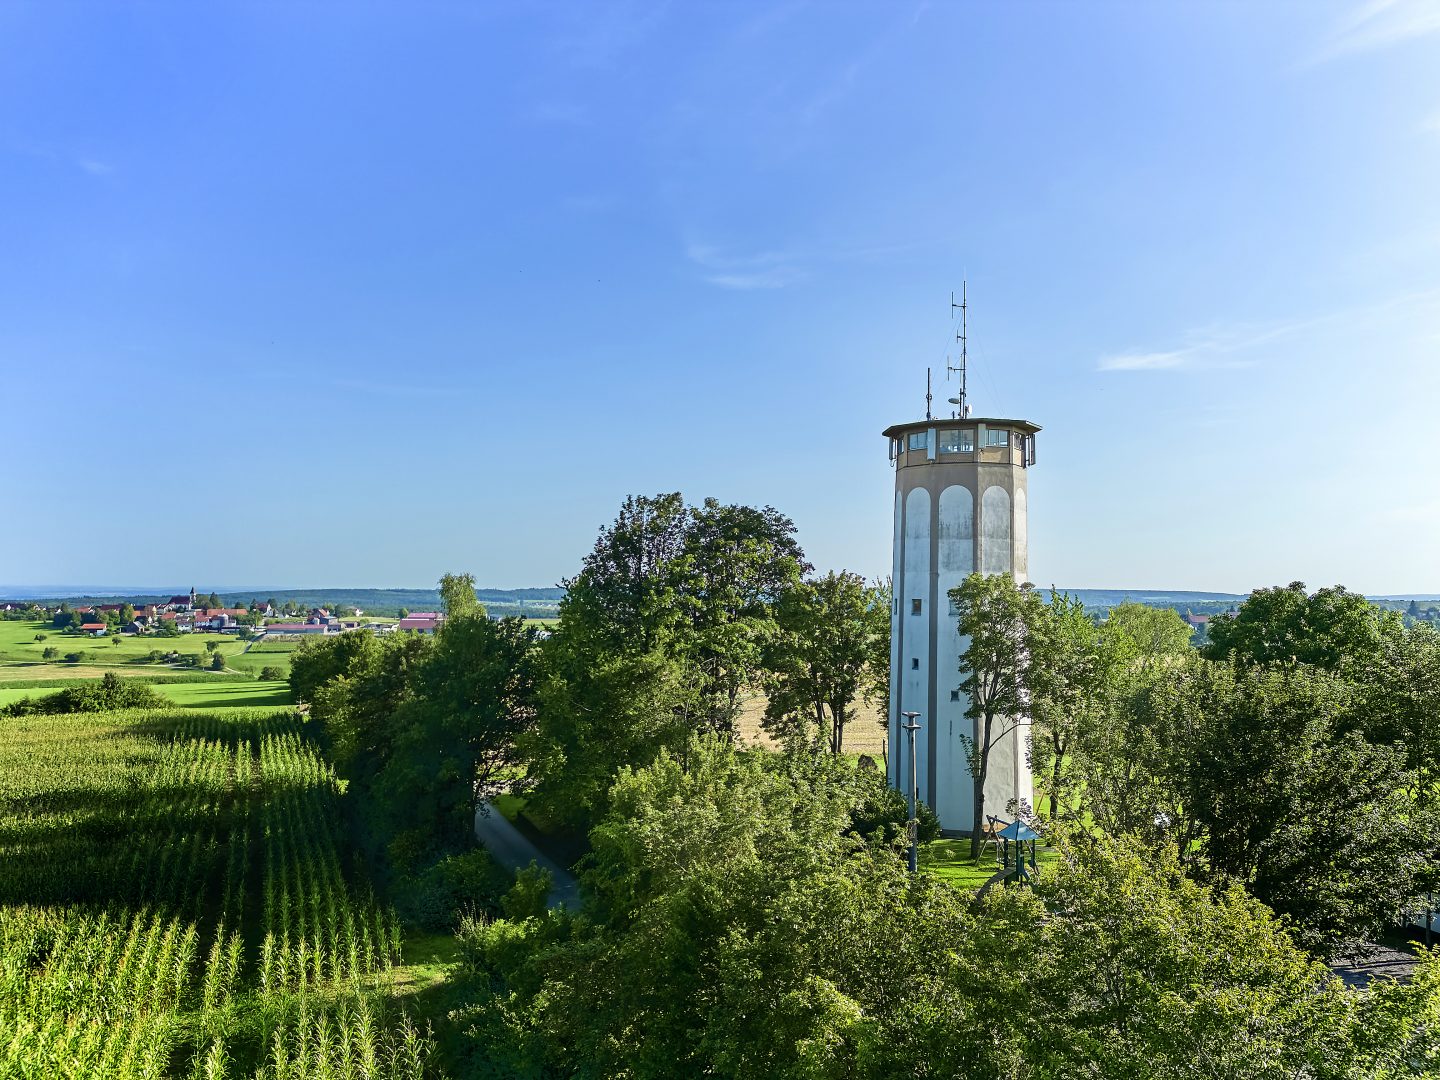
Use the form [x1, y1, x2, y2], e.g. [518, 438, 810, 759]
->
[900, 711, 922, 874]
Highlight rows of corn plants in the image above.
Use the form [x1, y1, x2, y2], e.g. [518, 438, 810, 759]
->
[0, 707, 438, 1079]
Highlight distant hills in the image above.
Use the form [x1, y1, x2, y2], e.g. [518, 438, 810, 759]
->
[0, 586, 565, 619]
[5, 585, 1437, 621]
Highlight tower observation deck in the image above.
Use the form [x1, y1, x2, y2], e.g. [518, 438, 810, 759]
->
[882, 415, 1040, 835]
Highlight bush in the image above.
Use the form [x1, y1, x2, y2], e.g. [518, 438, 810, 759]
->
[63, 652, 87, 664]
[209, 652, 226, 671]
[846, 763, 942, 843]
[41, 647, 58, 660]
[2, 672, 168, 717]
[502, 862, 553, 920]
[394, 849, 514, 932]
[33, 633, 46, 642]
[259, 665, 284, 681]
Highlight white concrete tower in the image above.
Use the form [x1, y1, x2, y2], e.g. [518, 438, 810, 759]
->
[883, 414, 1040, 835]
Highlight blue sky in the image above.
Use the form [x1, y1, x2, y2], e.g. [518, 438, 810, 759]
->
[2, 1, 1438, 594]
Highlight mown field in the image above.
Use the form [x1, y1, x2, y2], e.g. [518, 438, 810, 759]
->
[0, 681, 294, 711]
[0, 707, 439, 1078]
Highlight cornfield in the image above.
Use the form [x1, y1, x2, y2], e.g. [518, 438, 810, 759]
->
[0, 708, 437, 1078]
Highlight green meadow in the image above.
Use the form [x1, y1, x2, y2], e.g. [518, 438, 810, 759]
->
[0, 679, 291, 710]
[0, 617, 304, 716]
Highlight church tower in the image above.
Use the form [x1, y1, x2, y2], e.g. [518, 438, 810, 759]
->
[882, 323, 1040, 835]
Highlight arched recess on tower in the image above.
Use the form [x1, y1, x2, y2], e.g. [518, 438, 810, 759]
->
[980, 486, 1012, 576]
[936, 484, 976, 830]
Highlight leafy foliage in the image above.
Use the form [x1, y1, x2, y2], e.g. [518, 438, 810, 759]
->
[1, 670, 167, 716]
[523, 493, 808, 830]
[1205, 581, 1400, 671]
[447, 738, 1421, 1078]
[761, 570, 889, 753]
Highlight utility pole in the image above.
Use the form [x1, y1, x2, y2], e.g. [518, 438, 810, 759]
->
[901, 711, 922, 873]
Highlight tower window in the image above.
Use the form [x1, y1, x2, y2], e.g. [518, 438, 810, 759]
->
[982, 428, 1010, 448]
[950, 690, 961, 702]
[907, 432, 928, 451]
[910, 599, 922, 615]
[939, 429, 974, 453]
[911, 658, 920, 670]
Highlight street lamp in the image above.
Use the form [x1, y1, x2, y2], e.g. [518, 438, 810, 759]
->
[900, 711, 922, 873]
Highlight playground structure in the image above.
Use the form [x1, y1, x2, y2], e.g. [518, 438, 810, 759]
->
[976, 817, 1041, 899]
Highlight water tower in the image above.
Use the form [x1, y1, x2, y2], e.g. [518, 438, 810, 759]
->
[882, 290, 1039, 835]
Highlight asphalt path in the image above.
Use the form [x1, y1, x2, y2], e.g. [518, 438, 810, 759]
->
[474, 801, 581, 912]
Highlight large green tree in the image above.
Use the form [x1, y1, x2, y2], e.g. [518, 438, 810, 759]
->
[761, 571, 889, 754]
[1205, 581, 1399, 672]
[1027, 593, 1110, 822]
[291, 592, 539, 885]
[948, 572, 1048, 857]
[524, 492, 807, 828]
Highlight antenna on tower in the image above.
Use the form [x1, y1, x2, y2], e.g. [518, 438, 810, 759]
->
[948, 282, 970, 418]
[925, 367, 933, 421]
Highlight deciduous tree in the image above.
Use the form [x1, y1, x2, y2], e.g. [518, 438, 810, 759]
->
[762, 571, 889, 754]
[948, 573, 1048, 858]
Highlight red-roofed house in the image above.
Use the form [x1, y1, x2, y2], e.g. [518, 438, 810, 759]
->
[79, 622, 107, 636]
[397, 612, 445, 634]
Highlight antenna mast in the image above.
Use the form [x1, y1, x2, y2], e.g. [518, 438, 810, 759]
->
[925, 367, 933, 421]
[948, 282, 970, 418]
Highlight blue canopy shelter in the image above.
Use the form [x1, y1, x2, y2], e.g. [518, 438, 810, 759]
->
[996, 819, 1041, 887]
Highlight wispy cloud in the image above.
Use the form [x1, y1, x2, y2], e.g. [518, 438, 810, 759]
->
[1098, 286, 1440, 374]
[1309, 0, 1440, 62]
[10, 143, 115, 176]
[685, 243, 804, 290]
[1097, 351, 1186, 372]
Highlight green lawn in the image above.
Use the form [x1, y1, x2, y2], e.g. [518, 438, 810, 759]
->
[226, 638, 303, 678]
[0, 618, 252, 668]
[920, 837, 1061, 891]
[0, 679, 291, 710]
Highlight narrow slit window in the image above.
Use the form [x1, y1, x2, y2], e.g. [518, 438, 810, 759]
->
[911, 658, 920, 670]
[950, 690, 961, 702]
[911, 599, 922, 615]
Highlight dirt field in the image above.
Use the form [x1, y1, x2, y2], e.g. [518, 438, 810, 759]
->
[734, 691, 888, 759]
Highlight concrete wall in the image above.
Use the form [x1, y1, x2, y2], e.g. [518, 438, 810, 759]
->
[887, 419, 1035, 834]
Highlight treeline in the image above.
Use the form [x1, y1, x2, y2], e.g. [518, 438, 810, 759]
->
[291, 495, 901, 921]
[290, 495, 1440, 1076]
[993, 578, 1440, 952]
[447, 737, 1437, 1078]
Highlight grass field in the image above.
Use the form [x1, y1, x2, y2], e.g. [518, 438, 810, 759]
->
[0, 617, 313, 682]
[0, 618, 251, 666]
[0, 679, 292, 710]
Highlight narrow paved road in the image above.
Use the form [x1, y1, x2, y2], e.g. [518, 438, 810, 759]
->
[474, 801, 581, 912]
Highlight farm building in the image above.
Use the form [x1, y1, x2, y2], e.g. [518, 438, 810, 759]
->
[265, 622, 332, 636]
[397, 612, 445, 634]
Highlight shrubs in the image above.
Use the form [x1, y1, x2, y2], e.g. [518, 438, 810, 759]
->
[209, 652, 225, 671]
[41, 647, 58, 660]
[259, 665, 284, 681]
[1, 672, 167, 716]
[62, 652, 86, 664]
[393, 848, 514, 932]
